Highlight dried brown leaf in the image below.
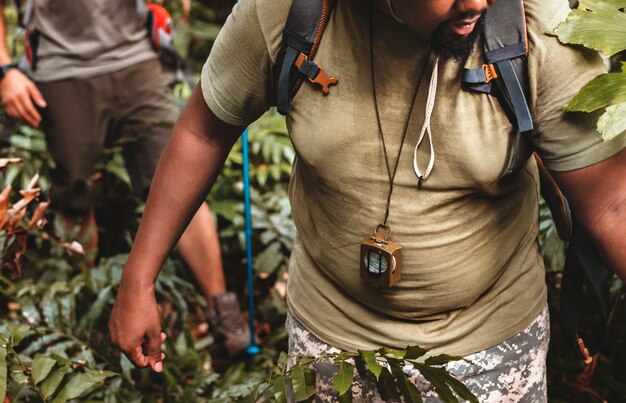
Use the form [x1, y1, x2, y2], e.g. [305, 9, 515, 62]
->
[8, 188, 41, 219]
[89, 171, 102, 183]
[62, 240, 85, 255]
[0, 184, 12, 228]
[7, 207, 26, 231]
[28, 201, 50, 228]
[274, 281, 286, 298]
[17, 188, 40, 202]
[6, 232, 27, 279]
[25, 172, 40, 190]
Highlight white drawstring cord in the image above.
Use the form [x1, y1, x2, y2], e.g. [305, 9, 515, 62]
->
[386, 0, 405, 24]
[412, 57, 439, 186]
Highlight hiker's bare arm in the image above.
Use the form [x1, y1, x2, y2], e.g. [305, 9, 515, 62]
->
[109, 85, 244, 372]
[0, 2, 45, 127]
[552, 147, 626, 282]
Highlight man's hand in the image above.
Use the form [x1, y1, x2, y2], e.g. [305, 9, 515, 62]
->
[109, 282, 166, 372]
[1, 69, 46, 127]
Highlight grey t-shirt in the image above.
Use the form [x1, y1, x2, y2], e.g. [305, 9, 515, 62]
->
[31, 0, 157, 82]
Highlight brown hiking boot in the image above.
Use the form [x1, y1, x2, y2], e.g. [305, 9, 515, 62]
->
[206, 292, 252, 357]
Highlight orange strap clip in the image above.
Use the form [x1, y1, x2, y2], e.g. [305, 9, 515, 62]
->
[482, 63, 498, 83]
[295, 53, 338, 94]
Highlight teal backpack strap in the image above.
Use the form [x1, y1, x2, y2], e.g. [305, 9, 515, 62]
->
[275, 0, 337, 115]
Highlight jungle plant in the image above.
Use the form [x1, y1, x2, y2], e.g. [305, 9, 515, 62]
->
[552, 0, 626, 140]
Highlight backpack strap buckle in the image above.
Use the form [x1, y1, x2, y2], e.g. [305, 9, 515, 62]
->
[296, 53, 338, 94]
[483, 63, 498, 83]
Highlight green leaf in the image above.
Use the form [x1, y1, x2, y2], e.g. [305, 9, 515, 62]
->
[271, 375, 288, 403]
[417, 363, 478, 403]
[290, 365, 315, 401]
[51, 369, 115, 403]
[7, 323, 30, 347]
[9, 365, 28, 384]
[416, 365, 459, 403]
[564, 67, 626, 112]
[597, 102, 626, 141]
[32, 353, 57, 384]
[404, 346, 428, 360]
[297, 356, 315, 367]
[441, 373, 479, 403]
[254, 242, 283, 275]
[332, 361, 354, 397]
[277, 351, 289, 372]
[119, 354, 133, 382]
[389, 362, 423, 403]
[0, 343, 7, 402]
[41, 365, 70, 399]
[76, 285, 113, 334]
[334, 352, 358, 362]
[379, 347, 406, 359]
[376, 367, 400, 400]
[358, 350, 383, 381]
[337, 389, 353, 403]
[552, 0, 626, 57]
[424, 354, 466, 366]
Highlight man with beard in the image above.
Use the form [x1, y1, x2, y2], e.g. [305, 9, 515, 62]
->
[109, 0, 626, 400]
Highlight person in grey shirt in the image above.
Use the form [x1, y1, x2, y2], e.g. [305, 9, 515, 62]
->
[0, 0, 252, 358]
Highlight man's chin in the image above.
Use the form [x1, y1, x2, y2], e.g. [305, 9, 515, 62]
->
[432, 15, 484, 63]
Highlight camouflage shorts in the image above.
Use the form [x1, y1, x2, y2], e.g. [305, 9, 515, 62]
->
[286, 304, 549, 402]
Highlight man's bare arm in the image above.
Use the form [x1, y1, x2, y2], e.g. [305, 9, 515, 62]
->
[109, 85, 244, 372]
[552, 147, 626, 281]
[0, 1, 45, 127]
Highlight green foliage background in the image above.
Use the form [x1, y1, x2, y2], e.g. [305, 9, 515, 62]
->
[0, 1, 625, 402]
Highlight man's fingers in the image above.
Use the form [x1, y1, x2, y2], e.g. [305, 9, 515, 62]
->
[28, 84, 47, 108]
[146, 331, 163, 373]
[18, 95, 41, 127]
[10, 101, 29, 126]
[161, 332, 167, 343]
[128, 345, 148, 368]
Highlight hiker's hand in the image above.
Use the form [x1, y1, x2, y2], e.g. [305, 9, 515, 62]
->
[109, 282, 166, 372]
[0, 69, 46, 127]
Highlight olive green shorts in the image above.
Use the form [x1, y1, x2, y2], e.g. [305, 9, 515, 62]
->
[38, 59, 179, 216]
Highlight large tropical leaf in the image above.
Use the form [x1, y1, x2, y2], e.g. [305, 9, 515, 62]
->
[564, 66, 626, 112]
[552, 0, 626, 57]
[597, 102, 626, 141]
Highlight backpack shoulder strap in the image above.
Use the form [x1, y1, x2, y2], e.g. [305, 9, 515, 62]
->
[275, 0, 337, 115]
[14, 0, 34, 28]
[465, 0, 611, 365]
[463, 0, 532, 173]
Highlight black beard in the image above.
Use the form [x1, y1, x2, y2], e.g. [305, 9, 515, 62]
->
[432, 15, 485, 63]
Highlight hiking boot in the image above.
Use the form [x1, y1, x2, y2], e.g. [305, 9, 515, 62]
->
[206, 292, 252, 357]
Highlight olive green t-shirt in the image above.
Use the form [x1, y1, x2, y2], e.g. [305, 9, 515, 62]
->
[32, 0, 157, 82]
[200, 0, 626, 356]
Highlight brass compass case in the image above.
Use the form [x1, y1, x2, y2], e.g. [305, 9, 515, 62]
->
[360, 234, 402, 288]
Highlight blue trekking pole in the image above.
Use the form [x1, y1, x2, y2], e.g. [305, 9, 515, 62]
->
[242, 130, 260, 355]
[227, 0, 257, 356]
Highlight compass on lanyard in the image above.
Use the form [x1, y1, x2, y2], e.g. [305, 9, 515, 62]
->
[360, 224, 402, 288]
